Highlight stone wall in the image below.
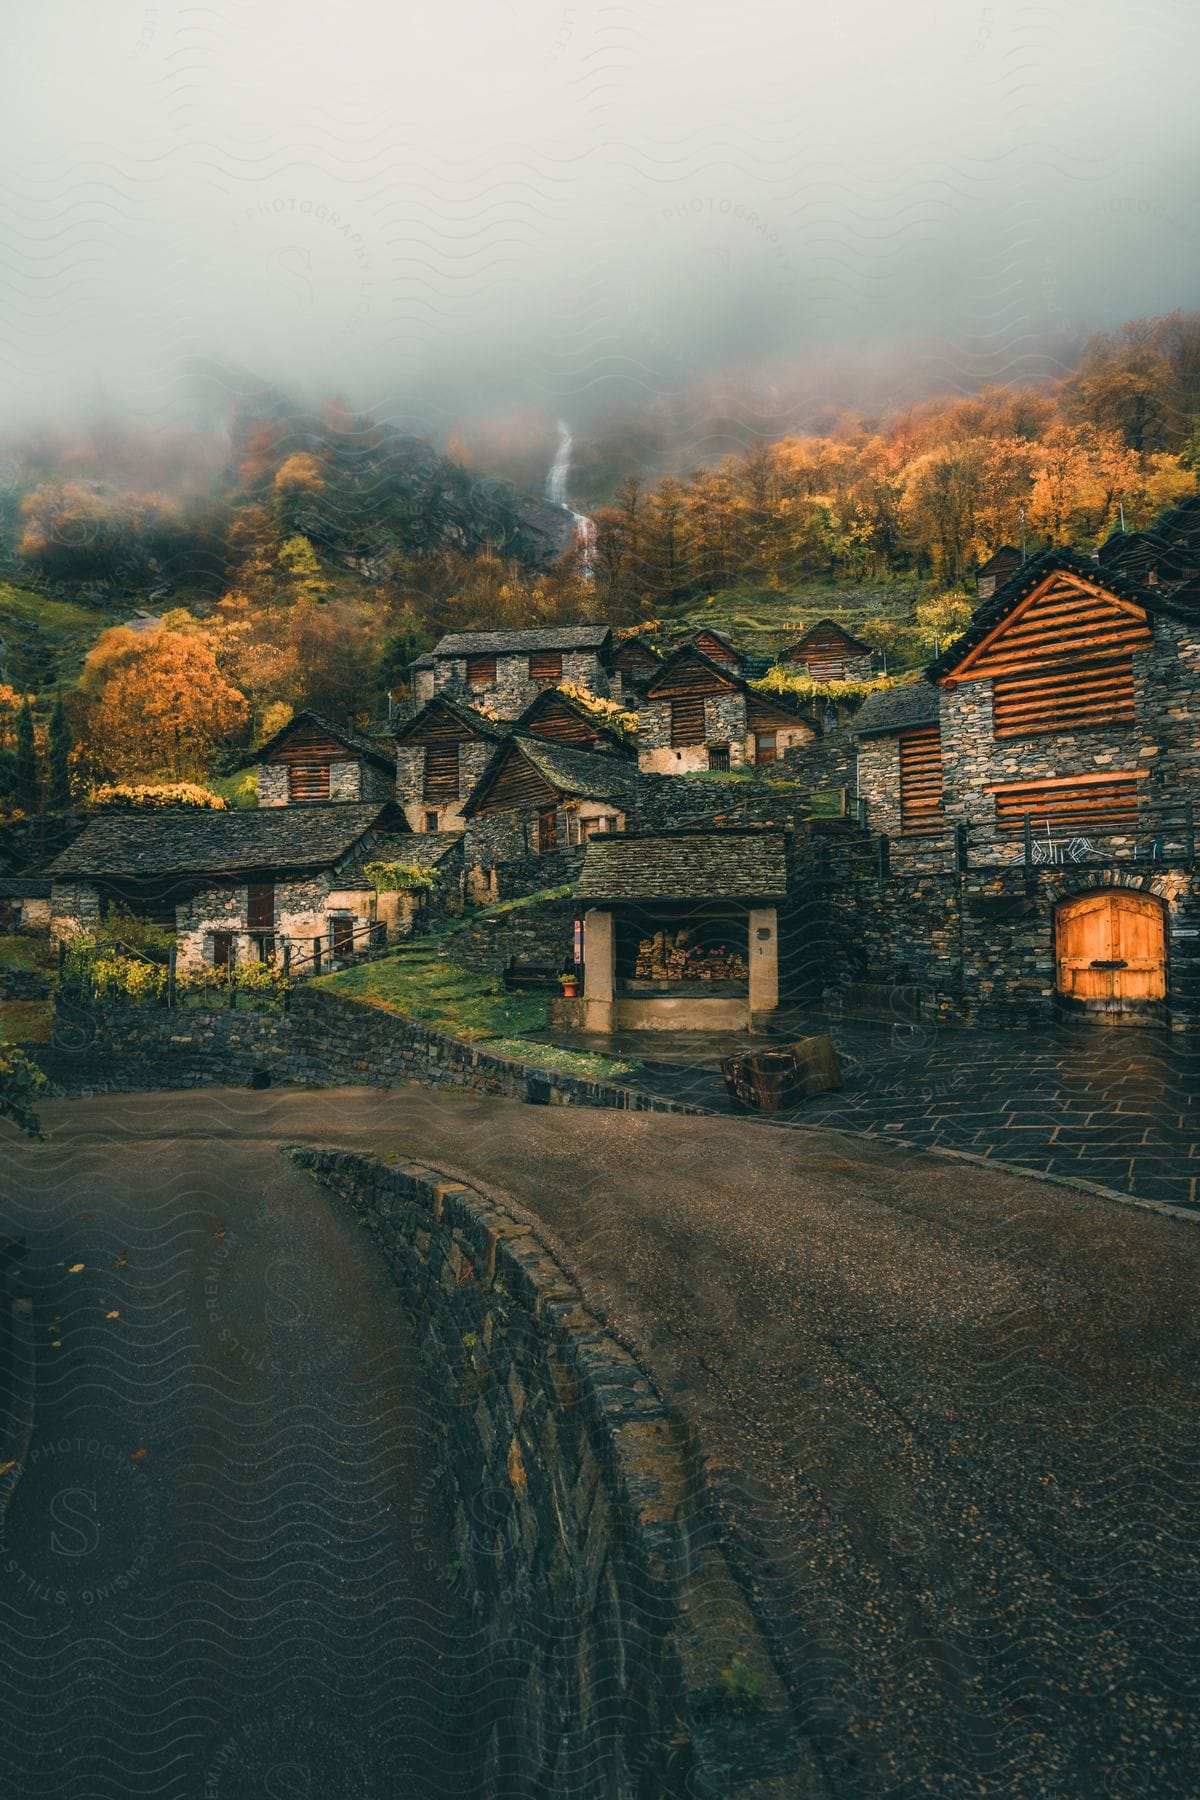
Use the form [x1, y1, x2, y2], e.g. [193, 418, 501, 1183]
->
[256, 758, 394, 807]
[434, 651, 612, 719]
[284, 1149, 806, 1798]
[395, 740, 495, 834]
[37, 986, 707, 1110]
[464, 814, 586, 902]
[638, 691, 750, 774]
[451, 897, 576, 975]
[795, 825, 1200, 1031]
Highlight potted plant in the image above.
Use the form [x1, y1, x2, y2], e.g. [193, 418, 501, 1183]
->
[559, 970, 580, 999]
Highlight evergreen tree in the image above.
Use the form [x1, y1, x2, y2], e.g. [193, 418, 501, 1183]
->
[14, 696, 38, 814]
[48, 693, 72, 811]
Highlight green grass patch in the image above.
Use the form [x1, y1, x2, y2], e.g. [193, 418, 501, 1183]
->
[483, 1038, 641, 1080]
[210, 767, 259, 809]
[0, 583, 108, 635]
[0, 936, 51, 972]
[466, 884, 575, 922]
[316, 946, 551, 1042]
[0, 998, 52, 1043]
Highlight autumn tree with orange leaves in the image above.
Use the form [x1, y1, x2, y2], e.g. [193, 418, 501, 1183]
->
[76, 627, 248, 779]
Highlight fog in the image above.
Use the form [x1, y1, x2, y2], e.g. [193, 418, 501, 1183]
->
[4, 0, 1199, 456]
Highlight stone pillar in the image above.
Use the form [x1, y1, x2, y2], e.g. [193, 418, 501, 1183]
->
[582, 906, 616, 1032]
[748, 906, 779, 1018]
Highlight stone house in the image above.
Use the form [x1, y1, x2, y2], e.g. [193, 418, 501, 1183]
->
[843, 545, 1200, 1028]
[256, 711, 396, 806]
[461, 736, 640, 901]
[611, 636, 662, 701]
[46, 803, 408, 971]
[780, 619, 875, 681]
[0, 875, 51, 933]
[513, 684, 634, 755]
[412, 624, 616, 719]
[637, 646, 817, 774]
[679, 627, 745, 671]
[574, 828, 789, 1032]
[393, 694, 508, 835]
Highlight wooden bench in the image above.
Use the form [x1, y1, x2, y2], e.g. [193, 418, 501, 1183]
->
[502, 957, 568, 992]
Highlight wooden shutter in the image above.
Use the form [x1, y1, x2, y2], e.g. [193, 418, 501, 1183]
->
[754, 732, 777, 766]
[693, 631, 736, 664]
[671, 695, 705, 745]
[247, 882, 275, 929]
[898, 728, 944, 835]
[423, 742, 460, 800]
[537, 807, 558, 852]
[992, 656, 1135, 738]
[529, 651, 562, 682]
[466, 655, 496, 687]
[288, 762, 330, 800]
[708, 744, 730, 771]
[992, 771, 1144, 833]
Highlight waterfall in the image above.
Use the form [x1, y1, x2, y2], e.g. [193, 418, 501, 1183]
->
[545, 418, 595, 579]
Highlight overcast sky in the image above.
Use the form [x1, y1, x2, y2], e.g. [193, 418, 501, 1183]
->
[4, 0, 1199, 447]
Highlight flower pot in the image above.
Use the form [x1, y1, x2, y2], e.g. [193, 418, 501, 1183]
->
[560, 983, 579, 999]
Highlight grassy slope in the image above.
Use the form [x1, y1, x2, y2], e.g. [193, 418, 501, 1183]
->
[0, 935, 54, 1042]
[671, 580, 925, 665]
[315, 937, 639, 1078]
[0, 582, 118, 690]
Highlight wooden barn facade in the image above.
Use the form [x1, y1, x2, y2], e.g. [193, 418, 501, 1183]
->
[393, 694, 507, 834]
[637, 646, 817, 774]
[782, 619, 875, 681]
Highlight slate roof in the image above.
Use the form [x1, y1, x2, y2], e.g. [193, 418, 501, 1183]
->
[0, 875, 51, 898]
[334, 829, 460, 886]
[392, 694, 510, 743]
[922, 548, 1178, 684]
[977, 545, 1023, 574]
[431, 624, 613, 658]
[462, 736, 641, 816]
[578, 828, 790, 902]
[255, 709, 396, 772]
[47, 804, 398, 881]
[853, 681, 941, 737]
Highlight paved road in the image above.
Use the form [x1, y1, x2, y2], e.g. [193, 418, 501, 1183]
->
[0, 1099, 481, 1800]
[7, 1086, 1199, 1799]
[546, 1017, 1200, 1213]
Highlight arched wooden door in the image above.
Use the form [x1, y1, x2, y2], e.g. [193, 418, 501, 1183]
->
[1055, 890, 1166, 1017]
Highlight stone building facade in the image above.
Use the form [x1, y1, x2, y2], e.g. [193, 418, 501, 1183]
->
[418, 625, 615, 720]
[255, 711, 395, 807]
[843, 549, 1200, 1029]
[392, 695, 507, 835]
[637, 647, 816, 775]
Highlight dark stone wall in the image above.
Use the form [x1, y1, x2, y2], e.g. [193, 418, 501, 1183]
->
[284, 1150, 806, 1798]
[450, 898, 576, 975]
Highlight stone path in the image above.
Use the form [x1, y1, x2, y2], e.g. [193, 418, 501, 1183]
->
[10, 1088, 1200, 1798]
[543, 1017, 1200, 1214]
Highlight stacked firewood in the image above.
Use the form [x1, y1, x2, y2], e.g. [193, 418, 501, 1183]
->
[635, 930, 748, 982]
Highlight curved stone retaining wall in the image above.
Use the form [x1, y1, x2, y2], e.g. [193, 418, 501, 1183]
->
[286, 1148, 814, 1800]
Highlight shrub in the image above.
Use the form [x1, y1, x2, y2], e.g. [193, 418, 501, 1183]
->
[714, 1656, 765, 1717]
[0, 1041, 47, 1138]
[364, 860, 440, 893]
[88, 781, 227, 810]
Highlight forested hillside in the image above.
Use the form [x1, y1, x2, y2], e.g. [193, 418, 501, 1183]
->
[0, 310, 1197, 806]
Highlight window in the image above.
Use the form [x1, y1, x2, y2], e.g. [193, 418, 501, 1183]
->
[707, 743, 730, 771]
[288, 761, 330, 801]
[898, 728, 944, 835]
[423, 742, 460, 801]
[330, 914, 355, 957]
[670, 694, 705, 745]
[466, 655, 496, 688]
[529, 651, 562, 682]
[537, 806, 558, 853]
[251, 933, 275, 962]
[212, 931, 234, 969]
[991, 656, 1135, 739]
[247, 881, 275, 929]
[423, 810, 440, 833]
[579, 814, 619, 841]
[753, 732, 776, 766]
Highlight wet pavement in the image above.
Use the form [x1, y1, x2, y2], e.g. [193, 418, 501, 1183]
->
[0, 1104, 481, 1799]
[541, 1015, 1200, 1215]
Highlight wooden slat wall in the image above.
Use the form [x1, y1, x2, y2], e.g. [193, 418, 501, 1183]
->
[404, 710, 477, 744]
[474, 747, 561, 814]
[898, 727, 944, 835]
[528, 651, 563, 681]
[949, 578, 1152, 681]
[789, 623, 864, 677]
[992, 656, 1135, 737]
[670, 694, 706, 744]
[993, 774, 1142, 833]
[265, 725, 345, 764]
[423, 743, 460, 800]
[288, 762, 331, 800]
[649, 657, 734, 697]
[746, 694, 807, 732]
[692, 632, 737, 663]
[466, 656, 497, 686]
[525, 695, 600, 746]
